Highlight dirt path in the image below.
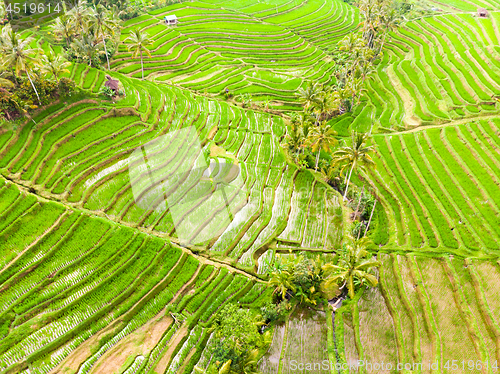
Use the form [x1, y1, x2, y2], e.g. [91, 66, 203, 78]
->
[151, 323, 190, 373]
[48, 321, 122, 374]
[375, 113, 500, 136]
[88, 315, 173, 374]
[387, 65, 422, 130]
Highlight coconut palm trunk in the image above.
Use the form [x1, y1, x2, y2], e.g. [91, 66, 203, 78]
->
[103, 37, 110, 70]
[140, 50, 144, 80]
[315, 148, 321, 170]
[365, 199, 377, 232]
[343, 162, 355, 199]
[26, 70, 41, 105]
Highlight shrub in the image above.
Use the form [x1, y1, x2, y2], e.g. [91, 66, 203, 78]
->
[17, 76, 57, 106]
[58, 77, 76, 97]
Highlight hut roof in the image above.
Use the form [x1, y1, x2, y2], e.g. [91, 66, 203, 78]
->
[104, 75, 120, 91]
[164, 14, 178, 21]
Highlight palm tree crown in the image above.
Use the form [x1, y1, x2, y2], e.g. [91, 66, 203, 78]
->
[125, 29, 153, 80]
[333, 132, 375, 198]
[322, 238, 380, 299]
[306, 121, 338, 170]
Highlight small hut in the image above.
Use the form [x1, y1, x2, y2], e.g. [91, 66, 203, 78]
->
[104, 75, 120, 93]
[477, 8, 489, 17]
[164, 15, 178, 25]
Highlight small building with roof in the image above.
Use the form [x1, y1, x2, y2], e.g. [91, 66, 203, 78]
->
[164, 15, 178, 25]
[104, 75, 120, 93]
[477, 8, 489, 17]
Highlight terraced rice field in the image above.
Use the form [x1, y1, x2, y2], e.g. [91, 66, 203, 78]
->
[356, 11, 500, 132]
[0, 177, 270, 373]
[0, 61, 343, 273]
[3, 0, 500, 372]
[341, 253, 500, 374]
[112, 0, 358, 109]
[364, 120, 500, 256]
[259, 308, 330, 374]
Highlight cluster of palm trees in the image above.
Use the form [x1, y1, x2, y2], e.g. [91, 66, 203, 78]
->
[0, 25, 72, 120]
[284, 111, 375, 200]
[50, 0, 120, 68]
[357, 0, 400, 53]
[331, 0, 401, 112]
[268, 238, 380, 304]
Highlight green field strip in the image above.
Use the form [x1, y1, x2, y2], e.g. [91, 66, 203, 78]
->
[469, 260, 500, 363]
[442, 259, 491, 368]
[0, 210, 69, 282]
[450, 258, 498, 370]
[391, 255, 422, 365]
[35, 115, 141, 190]
[364, 156, 409, 246]
[233, 184, 274, 264]
[275, 171, 315, 244]
[323, 189, 343, 249]
[375, 138, 431, 247]
[490, 12, 500, 44]
[105, 122, 195, 219]
[409, 132, 485, 252]
[10, 229, 139, 323]
[458, 124, 500, 179]
[445, 16, 500, 96]
[480, 119, 500, 152]
[416, 256, 478, 366]
[395, 135, 460, 250]
[422, 18, 488, 102]
[377, 254, 406, 365]
[408, 256, 442, 370]
[208, 163, 264, 254]
[302, 183, 328, 249]
[394, 25, 463, 107]
[442, 127, 500, 213]
[25, 107, 110, 185]
[12, 232, 143, 327]
[0, 211, 82, 304]
[0, 202, 65, 270]
[356, 283, 400, 371]
[406, 21, 476, 106]
[0, 193, 38, 235]
[429, 17, 498, 98]
[240, 165, 294, 267]
[420, 130, 500, 248]
[428, 125, 498, 231]
[46, 118, 147, 194]
[78, 255, 199, 373]
[8, 101, 105, 176]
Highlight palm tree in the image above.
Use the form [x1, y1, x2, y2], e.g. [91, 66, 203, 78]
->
[67, 0, 90, 35]
[296, 81, 322, 112]
[268, 270, 296, 300]
[333, 132, 375, 199]
[378, 6, 399, 53]
[322, 238, 380, 299]
[0, 26, 41, 105]
[125, 29, 153, 80]
[306, 121, 338, 170]
[89, 5, 119, 70]
[71, 34, 103, 67]
[40, 50, 71, 83]
[50, 13, 75, 48]
[283, 124, 306, 163]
